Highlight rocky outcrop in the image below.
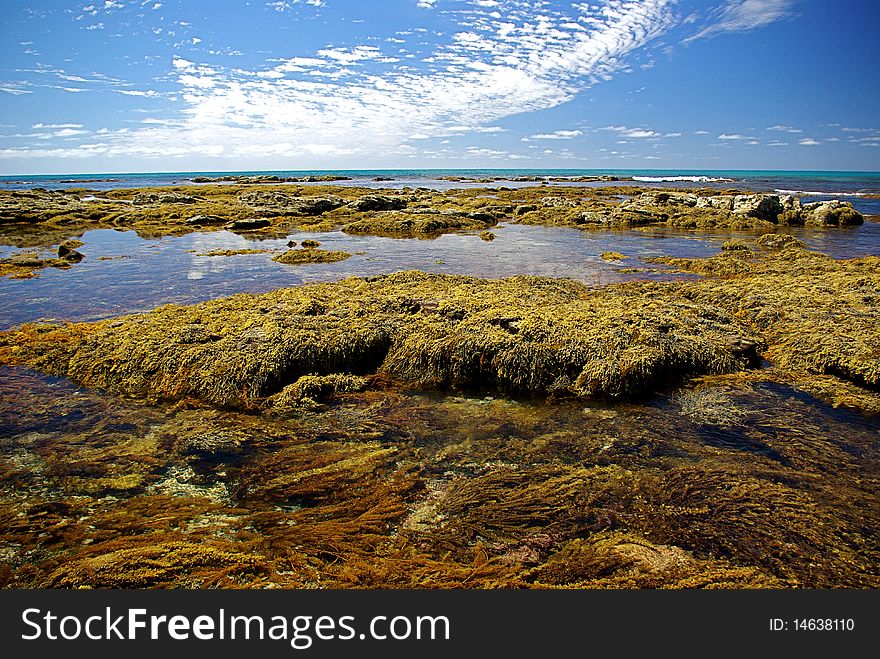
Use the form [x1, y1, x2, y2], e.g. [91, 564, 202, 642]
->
[272, 248, 352, 265]
[238, 191, 344, 215]
[342, 211, 494, 237]
[611, 192, 863, 228]
[801, 200, 864, 226]
[224, 218, 271, 231]
[757, 233, 806, 250]
[185, 214, 227, 226]
[347, 195, 408, 212]
[132, 192, 197, 205]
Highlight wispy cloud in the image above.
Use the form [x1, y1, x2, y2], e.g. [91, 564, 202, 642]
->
[767, 124, 801, 133]
[684, 0, 796, 44]
[268, 0, 325, 12]
[604, 125, 662, 138]
[7, 0, 676, 162]
[526, 129, 583, 140]
[33, 123, 84, 129]
[798, 138, 820, 146]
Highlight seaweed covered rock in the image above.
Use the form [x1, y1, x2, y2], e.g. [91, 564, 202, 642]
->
[347, 195, 407, 212]
[238, 191, 344, 215]
[271, 373, 368, 410]
[756, 233, 806, 250]
[0, 272, 763, 407]
[342, 212, 494, 238]
[721, 239, 751, 252]
[224, 218, 271, 231]
[801, 200, 863, 226]
[673, 249, 880, 389]
[272, 249, 352, 265]
[132, 192, 197, 205]
[185, 214, 227, 226]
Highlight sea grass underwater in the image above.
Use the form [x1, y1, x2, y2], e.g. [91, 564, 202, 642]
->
[0, 229, 878, 589]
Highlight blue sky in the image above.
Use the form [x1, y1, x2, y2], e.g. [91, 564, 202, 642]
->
[1, 0, 879, 174]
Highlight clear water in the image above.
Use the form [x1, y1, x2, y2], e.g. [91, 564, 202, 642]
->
[2, 220, 878, 331]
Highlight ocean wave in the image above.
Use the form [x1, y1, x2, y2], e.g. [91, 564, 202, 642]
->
[775, 189, 866, 197]
[632, 176, 735, 183]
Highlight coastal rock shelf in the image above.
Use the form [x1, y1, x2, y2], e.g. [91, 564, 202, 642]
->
[2, 240, 877, 412]
[0, 179, 877, 591]
[0, 185, 864, 257]
[0, 236, 878, 590]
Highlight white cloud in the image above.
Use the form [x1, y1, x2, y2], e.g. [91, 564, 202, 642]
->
[718, 133, 746, 140]
[767, 124, 801, 133]
[528, 129, 583, 140]
[9, 0, 678, 163]
[268, 0, 324, 10]
[604, 125, 662, 138]
[33, 123, 84, 129]
[417, 0, 438, 8]
[798, 138, 820, 146]
[685, 0, 795, 43]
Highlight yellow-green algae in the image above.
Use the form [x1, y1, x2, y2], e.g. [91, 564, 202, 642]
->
[0, 271, 763, 407]
[1, 361, 877, 589]
[0, 236, 878, 590]
[272, 248, 352, 265]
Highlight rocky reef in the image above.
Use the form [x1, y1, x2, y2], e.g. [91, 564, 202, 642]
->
[1, 184, 877, 591]
[2, 237, 877, 411]
[0, 184, 864, 250]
